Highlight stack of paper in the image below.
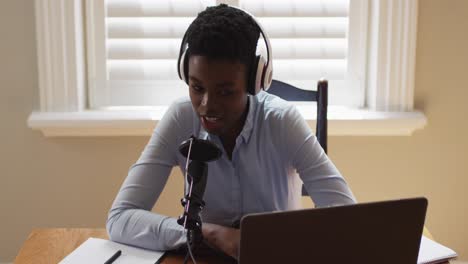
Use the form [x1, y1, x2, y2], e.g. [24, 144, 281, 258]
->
[59, 238, 165, 264]
[418, 236, 458, 264]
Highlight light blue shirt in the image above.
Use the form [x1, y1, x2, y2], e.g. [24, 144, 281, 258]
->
[107, 91, 356, 251]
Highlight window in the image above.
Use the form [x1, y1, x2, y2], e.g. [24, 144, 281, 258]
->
[89, 0, 359, 108]
[29, 0, 426, 136]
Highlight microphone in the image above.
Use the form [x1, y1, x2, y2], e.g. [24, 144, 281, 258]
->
[186, 160, 208, 205]
[179, 137, 222, 162]
[178, 137, 222, 209]
[177, 136, 221, 246]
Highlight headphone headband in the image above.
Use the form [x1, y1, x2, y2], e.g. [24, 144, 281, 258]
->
[237, 7, 273, 89]
[177, 4, 273, 94]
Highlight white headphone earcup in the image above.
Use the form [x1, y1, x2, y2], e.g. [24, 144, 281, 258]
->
[254, 56, 266, 94]
[262, 61, 273, 91]
[179, 48, 188, 83]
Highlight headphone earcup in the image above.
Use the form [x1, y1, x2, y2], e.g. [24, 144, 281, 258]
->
[253, 55, 266, 95]
[262, 60, 273, 91]
[247, 56, 260, 95]
[178, 48, 189, 84]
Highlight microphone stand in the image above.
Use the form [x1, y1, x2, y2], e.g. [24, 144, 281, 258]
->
[177, 160, 207, 253]
[177, 136, 221, 264]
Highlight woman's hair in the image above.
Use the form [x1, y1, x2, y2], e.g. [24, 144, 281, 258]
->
[185, 4, 260, 68]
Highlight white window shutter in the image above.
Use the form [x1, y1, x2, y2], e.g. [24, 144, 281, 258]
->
[241, 0, 350, 105]
[89, 0, 354, 108]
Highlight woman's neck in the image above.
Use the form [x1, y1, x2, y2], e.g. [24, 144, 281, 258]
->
[220, 97, 250, 160]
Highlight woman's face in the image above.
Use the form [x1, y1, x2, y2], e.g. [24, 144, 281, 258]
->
[188, 55, 249, 141]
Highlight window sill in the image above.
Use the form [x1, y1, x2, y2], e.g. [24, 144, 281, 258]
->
[27, 106, 427, 137]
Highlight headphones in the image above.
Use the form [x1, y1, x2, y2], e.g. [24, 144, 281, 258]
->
[177, 5, 273, 95]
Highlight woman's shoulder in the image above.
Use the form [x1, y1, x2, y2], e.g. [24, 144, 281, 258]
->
[165, 97, 196, 121]
[255, 91, 298, 122]
[159, 96, 198, 133]
[169, 96, 193, 112]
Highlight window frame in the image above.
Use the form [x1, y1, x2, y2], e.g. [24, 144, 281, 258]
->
[28, 0, 427, 137]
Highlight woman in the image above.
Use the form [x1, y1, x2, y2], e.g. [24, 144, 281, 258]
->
[107, 4, 356, 259]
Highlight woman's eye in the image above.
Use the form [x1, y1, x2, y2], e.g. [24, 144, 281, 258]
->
[220, 90, 233, 96]
[191, 85, 203, 92]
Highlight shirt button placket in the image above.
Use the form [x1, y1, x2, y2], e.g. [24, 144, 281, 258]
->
[231, 140, 243, 223]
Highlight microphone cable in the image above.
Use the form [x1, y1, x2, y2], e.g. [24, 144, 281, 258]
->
[182, 137, 197, 264]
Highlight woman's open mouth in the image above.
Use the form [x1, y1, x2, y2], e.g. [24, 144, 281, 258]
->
[201, 116, 223, 132]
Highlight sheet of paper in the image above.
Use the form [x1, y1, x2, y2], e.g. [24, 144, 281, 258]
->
[59, 237, 165, 264]
[418, 236, 457, 264]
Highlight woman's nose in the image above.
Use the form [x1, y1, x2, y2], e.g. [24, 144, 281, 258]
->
[201, 92, 209, 106]
[199, 92, 218, 113]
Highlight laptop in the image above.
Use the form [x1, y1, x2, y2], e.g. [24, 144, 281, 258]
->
[239, 197, 427, 264]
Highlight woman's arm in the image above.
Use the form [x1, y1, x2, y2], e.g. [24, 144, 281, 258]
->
[106, 100, 192, 251]
[282, 106, 357, 207]
[106, 163, 186, 251]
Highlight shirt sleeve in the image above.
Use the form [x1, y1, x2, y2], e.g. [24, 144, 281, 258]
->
[106, 101, 189, 251]
[281, 105, 357, 207]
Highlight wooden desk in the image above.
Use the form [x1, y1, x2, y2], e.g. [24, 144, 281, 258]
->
[14, 228, 449, 264]
[14, 228, 235, 264]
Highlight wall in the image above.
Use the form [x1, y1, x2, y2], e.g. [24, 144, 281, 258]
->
[1, 0, 467, 262]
